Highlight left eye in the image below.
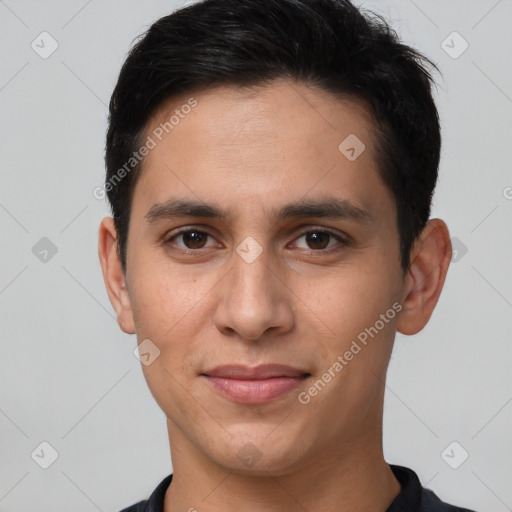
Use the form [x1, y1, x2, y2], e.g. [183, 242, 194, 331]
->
[292, 230, 345, 251]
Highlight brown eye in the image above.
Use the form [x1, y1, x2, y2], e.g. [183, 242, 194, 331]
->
[165, 229, 216, 250]
[304, 231, 331, 250]
[294, 229, 346, 251]
[181, 230, 208, 249]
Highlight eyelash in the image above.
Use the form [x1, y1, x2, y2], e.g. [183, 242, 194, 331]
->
[163, 226, 349, 255]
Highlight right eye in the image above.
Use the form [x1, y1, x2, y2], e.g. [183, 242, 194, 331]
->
[164, 228, 220, 252]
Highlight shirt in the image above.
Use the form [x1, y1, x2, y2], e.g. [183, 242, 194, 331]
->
[119, 464, 478, 512]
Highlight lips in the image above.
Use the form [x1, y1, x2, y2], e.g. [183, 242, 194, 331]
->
[201, 364, 311, 404]
[202, 363, 309, 380]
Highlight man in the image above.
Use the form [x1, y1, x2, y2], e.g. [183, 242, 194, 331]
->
[98, 0, 478, 510]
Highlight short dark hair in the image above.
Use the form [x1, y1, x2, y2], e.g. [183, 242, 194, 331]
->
[105, 0, 441, 273]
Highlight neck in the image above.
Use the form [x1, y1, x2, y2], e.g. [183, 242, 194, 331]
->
[163, 420, 401, 512]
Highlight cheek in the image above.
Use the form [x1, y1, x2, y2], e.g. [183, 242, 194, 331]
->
[301, 267, 400, 409]
[129, 259, 206, 336]
[129, 268, 206, 414]
[129, 262, 218, 373]
[299, 263, 398, 345]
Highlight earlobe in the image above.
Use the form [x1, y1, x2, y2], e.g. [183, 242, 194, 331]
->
[397, 219, 452, 335]
[98, 217, 136, 334]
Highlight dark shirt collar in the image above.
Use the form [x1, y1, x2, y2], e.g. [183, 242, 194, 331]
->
[120, 464, 476, 512]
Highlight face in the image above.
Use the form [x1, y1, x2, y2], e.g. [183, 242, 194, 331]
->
[108, 79, 410, 475]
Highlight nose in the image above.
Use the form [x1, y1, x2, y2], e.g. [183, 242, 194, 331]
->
[213, 245, 295, 342]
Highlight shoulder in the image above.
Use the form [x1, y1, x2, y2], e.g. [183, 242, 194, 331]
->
[118, 502, 147, 512]
[117, 473, 173, 512]
[419, 486, 479, 512]
[388, 464, 478, 512]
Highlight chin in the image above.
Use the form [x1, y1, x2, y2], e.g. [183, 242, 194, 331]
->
[206, 427, 311, 477]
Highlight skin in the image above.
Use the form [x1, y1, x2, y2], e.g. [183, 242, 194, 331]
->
[98, 78, 452, 512]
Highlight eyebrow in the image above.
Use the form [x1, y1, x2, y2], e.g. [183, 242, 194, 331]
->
[145, 197, 372, 225]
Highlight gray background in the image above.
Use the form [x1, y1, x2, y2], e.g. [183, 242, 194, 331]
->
[1, 0, 511, 510]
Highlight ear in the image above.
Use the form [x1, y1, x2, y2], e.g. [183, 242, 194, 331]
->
[98, 217, 136, 334]
[397, 219, 452, 335]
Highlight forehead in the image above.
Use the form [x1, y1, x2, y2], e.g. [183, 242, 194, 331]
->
[146, 78, 376, 154]
[131, 78, 391, 224]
